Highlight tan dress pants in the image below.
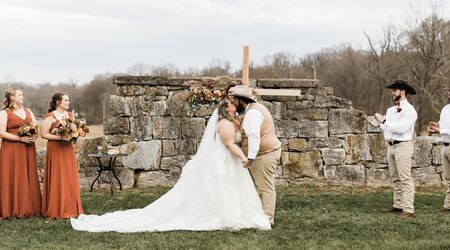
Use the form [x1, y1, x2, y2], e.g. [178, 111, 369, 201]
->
[441, 145, 450, 209]
[248, 148, 281, 224]
[387, 140, 415, 213]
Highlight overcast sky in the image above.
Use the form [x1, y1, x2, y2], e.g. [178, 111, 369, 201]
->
[0, 0, 447, 84]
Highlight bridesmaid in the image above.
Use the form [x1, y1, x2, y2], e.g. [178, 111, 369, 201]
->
[0, 87, 41, 218]
[41, 93, 83, 219]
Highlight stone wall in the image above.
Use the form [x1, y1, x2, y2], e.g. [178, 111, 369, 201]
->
[74, 76, 445, 188]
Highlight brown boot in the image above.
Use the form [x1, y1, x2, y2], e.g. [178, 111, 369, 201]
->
[382, 207, 403, 213]
[397, 211, 414, 219]
[438, 207, 450, 213]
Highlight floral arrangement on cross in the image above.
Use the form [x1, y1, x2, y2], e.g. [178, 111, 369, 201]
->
[175, 76, 239, 111]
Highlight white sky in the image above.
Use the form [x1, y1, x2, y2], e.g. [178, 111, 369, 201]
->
[0, 0, 447, 84]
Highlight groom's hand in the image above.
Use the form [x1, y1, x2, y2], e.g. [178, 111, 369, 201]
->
[246, 159, 254, 167]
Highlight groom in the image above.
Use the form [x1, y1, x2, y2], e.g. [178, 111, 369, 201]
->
[228, 85, 282, 225]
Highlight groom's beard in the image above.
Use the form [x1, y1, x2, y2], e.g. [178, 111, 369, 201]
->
[236, 103, 245, 113]
[392, 95, 401, 102]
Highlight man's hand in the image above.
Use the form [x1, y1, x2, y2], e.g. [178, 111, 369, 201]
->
[368, 116, 381, 127]
[427, 121, 440, 133]
[374, 113, 385, 123]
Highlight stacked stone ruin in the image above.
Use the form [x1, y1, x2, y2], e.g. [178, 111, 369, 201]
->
[64, 76, 445, 188]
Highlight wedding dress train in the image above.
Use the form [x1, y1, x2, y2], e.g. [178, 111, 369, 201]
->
[70, 110, 271, 232]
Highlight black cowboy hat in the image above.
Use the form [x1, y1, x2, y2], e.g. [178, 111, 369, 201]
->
[386, 80, 416, 95]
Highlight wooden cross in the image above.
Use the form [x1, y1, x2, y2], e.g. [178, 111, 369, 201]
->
[241, 46, 317, 96]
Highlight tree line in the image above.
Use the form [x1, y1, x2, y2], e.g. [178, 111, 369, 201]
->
[1, 8, 449, 132]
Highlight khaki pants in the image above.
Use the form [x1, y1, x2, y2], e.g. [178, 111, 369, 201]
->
[248, 148, 281, 224]
[387, 141, 415, 213]
[442, 146, 450, 208]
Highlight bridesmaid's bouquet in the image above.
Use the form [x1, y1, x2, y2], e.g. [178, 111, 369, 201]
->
[17, 122, 39, 137]
[52, 118, 89, 144]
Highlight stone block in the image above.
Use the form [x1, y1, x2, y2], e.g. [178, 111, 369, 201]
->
[367, 133, 387, 163]
[116, 85, 145, 96]
[344, 134, 372, 164]
[193, 105, 216, 117]
[286, 101, 314, 110]
[322, 148, 346, 165]
[120, 141, 162, 170]
[160, 155, 189, 171]
[308, 137, 343, 149]
[105, 134, 136, 146]
[144, 86, 169, 96]
[129, 116, 152, 140]
[76, 137, 107, 169]
[365, 168, 392, 187]
[298, 121, 328, 138]
[109, 95, 133, 117]
[329, 109, 367, 135]
[135, 170, 177, 187]
[412, 166, 441, 186]
[257, 79, 319, 88]
[432, 145, 443, 165]
[288, 138, 308, 152]
[103, 117, 130, 135]
[275, 120, 299, 138]
[287, 109, 328, 121]
[162, 139, 197, 156]
[323, 165, 365, 184]
[412, 138, 433, 167]
[113, 75, 169, 86]
[153, 117, 182, 139]
[314, 96, 352, 108]
[304, 87, 333, 96]
[281, 151, 322, 178]
[260, 101, 285, 120]
[165, 96, 193, 117]
[181, 118, 206, 139]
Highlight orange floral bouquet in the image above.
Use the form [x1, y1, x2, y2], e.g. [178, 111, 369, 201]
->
[52, 117, 89, 144]
[17, 122, 39, 137]
[176, 76, 238, 111]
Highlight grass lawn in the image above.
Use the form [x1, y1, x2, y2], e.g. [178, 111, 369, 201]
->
[1, 185, 450, 249]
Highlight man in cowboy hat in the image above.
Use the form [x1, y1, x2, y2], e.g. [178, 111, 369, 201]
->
[373, 80, 418, 219]
[228, 85, 281, 225]
[427, 85, 450, 212]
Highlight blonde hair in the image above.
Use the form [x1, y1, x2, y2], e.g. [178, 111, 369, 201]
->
[218, 97, 240, 129]
[3, 87, 22, 111]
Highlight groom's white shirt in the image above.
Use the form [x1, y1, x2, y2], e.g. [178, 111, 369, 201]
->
[439, 104, 450, 143]
[379, 99, 417, 141]
[242, 108, 264, 159]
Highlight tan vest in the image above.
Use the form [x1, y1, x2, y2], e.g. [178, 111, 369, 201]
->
[241, 103, 281, 155]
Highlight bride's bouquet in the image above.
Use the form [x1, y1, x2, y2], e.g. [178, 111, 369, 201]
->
[17, 122, 39, 137]
[52, 117, 89, 144]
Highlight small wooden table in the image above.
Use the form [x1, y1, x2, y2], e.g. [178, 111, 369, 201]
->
[88, 153, 128, 195]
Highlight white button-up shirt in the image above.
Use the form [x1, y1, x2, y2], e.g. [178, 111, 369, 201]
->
[380, 99, 417, 141]
[242, 108, 264, 159]
[439, 104, 450, 143]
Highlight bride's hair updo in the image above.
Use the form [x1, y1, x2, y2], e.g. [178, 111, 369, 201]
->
[3, 87, 22, 111]
[48, 92, 67, 113]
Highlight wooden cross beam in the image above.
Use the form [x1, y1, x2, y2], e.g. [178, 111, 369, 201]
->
[241, 46, 306, 96]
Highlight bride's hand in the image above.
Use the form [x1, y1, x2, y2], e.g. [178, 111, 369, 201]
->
[242, 157, 249, 168]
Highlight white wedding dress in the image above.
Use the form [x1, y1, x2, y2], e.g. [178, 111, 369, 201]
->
[71, 110, 271, 232]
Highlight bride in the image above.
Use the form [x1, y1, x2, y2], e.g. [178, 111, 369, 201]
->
[71, 96, 271, 232]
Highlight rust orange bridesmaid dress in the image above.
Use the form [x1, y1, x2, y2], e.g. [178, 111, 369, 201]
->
[0, 108, 41, 218]
[42, 112, 83, 218]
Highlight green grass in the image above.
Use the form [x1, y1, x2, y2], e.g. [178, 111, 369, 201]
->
[2, 185, 450, 249]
